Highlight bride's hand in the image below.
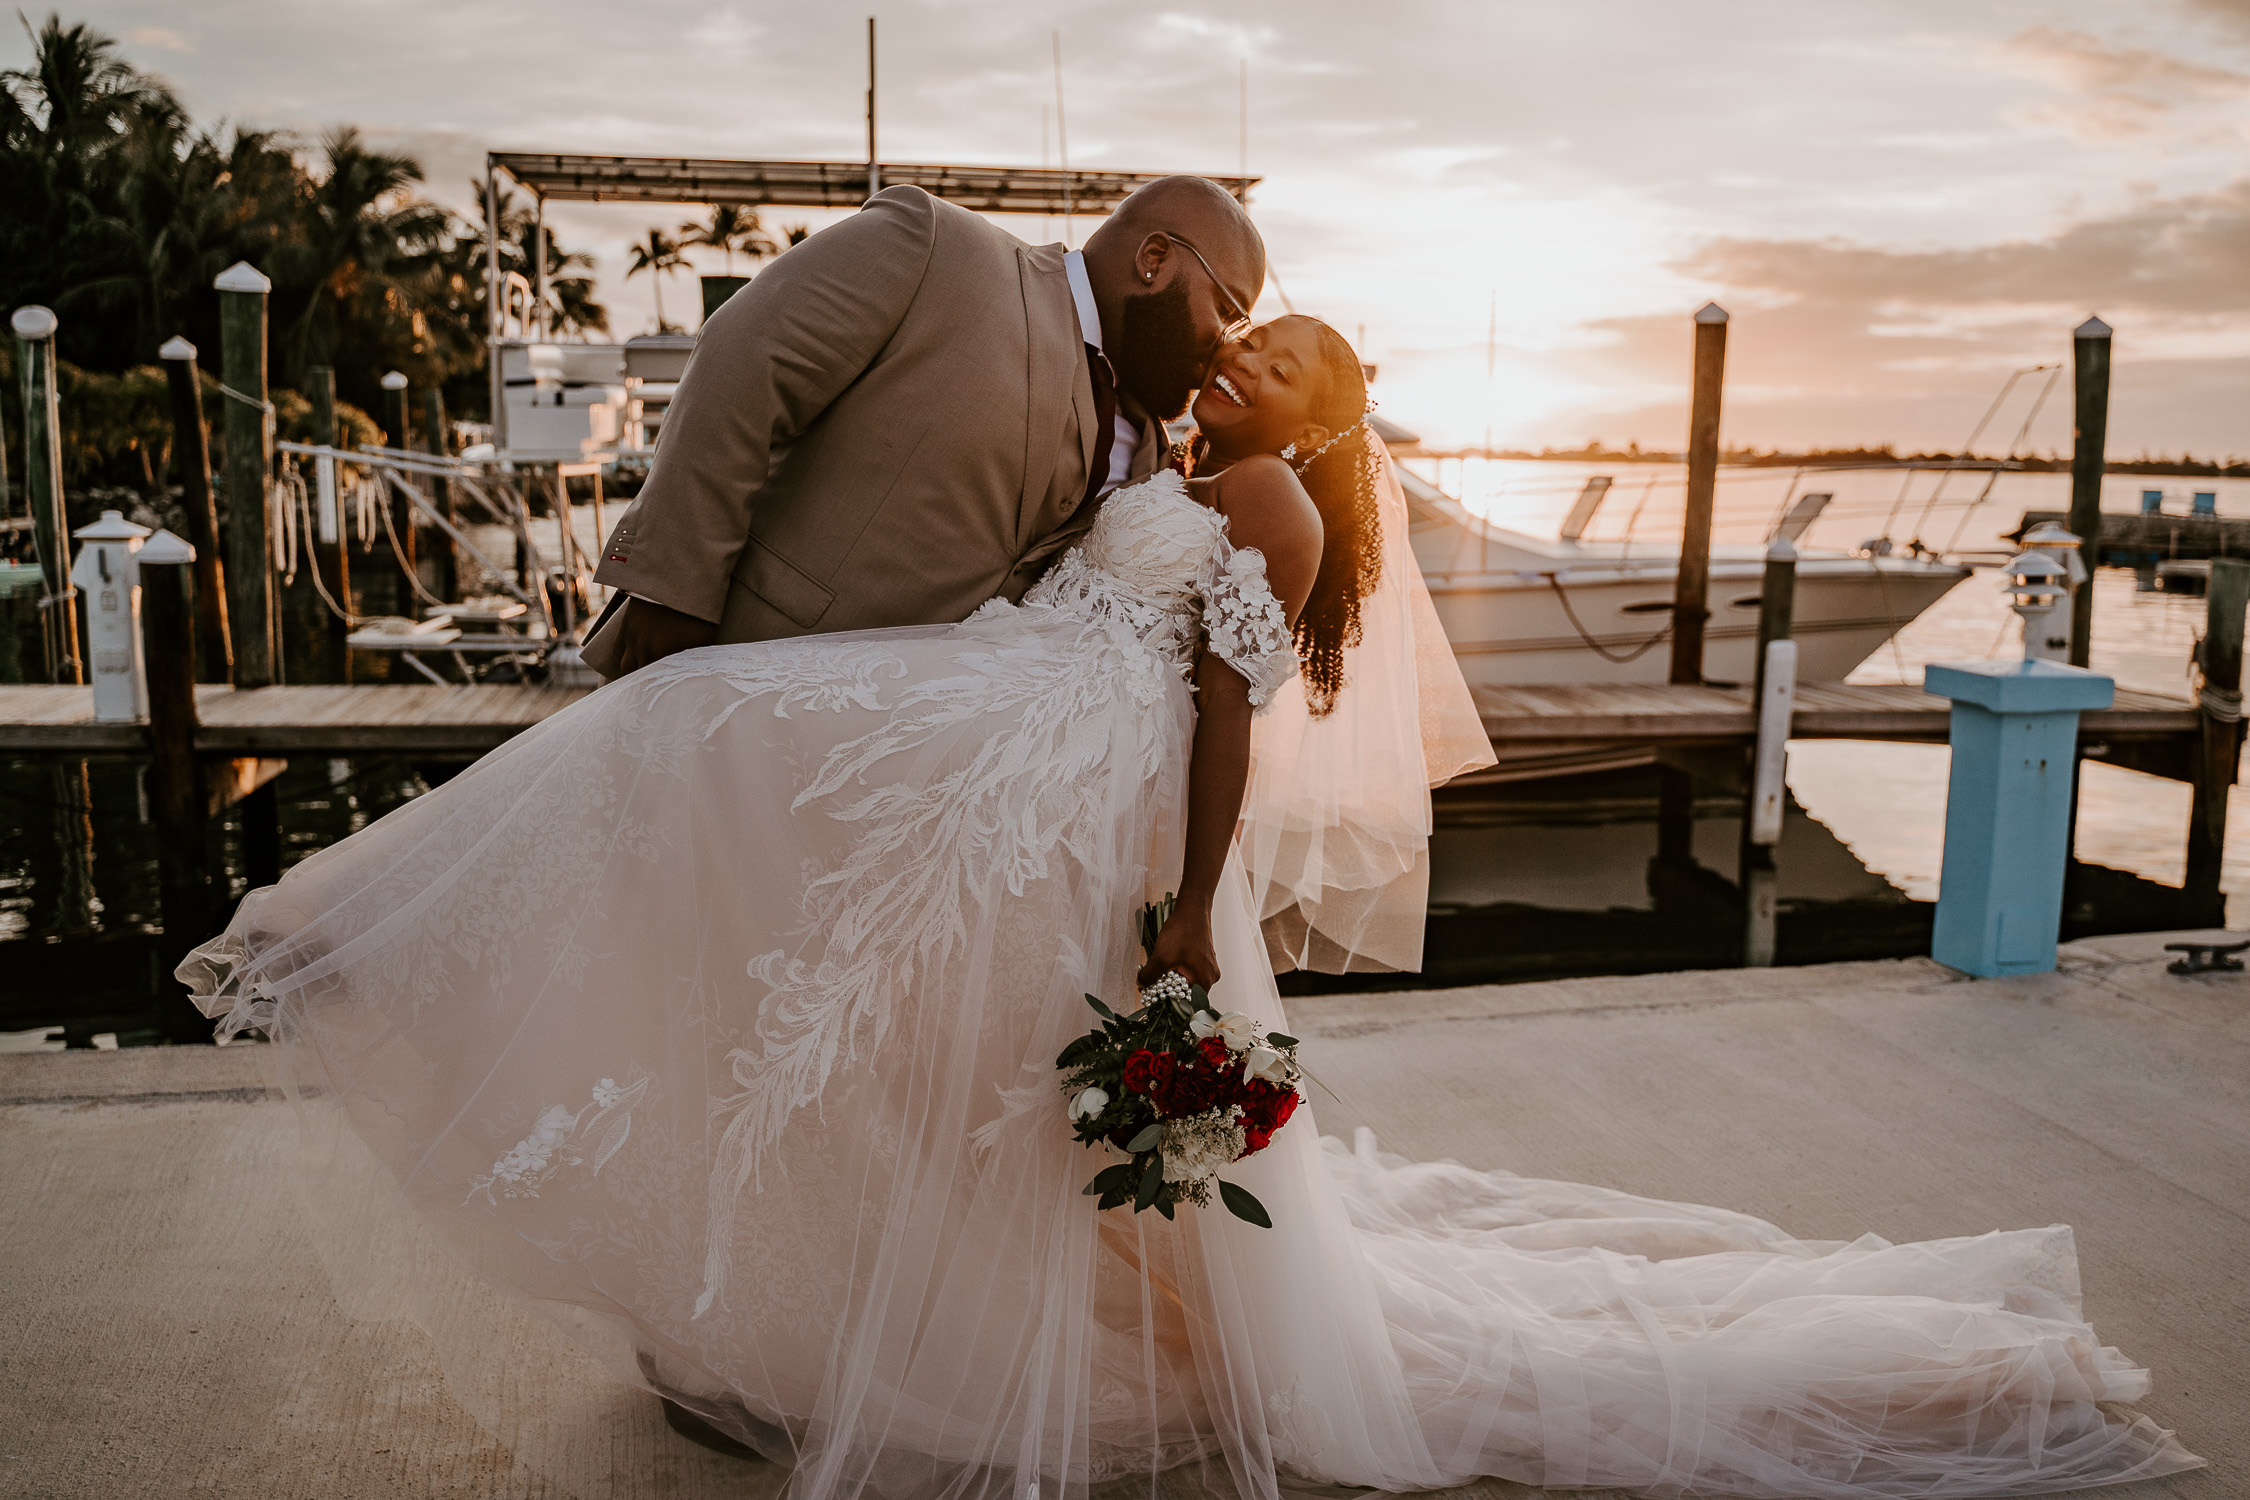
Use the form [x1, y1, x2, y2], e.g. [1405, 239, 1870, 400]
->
[1137, 906, 1220, 990]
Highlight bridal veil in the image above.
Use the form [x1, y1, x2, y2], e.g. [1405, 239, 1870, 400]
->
[1237, 441, 1494, 973]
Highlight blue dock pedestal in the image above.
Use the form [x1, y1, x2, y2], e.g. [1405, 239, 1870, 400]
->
[1925, 659, 2114, 977]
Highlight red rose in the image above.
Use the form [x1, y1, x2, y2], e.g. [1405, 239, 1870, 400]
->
[1238, 1084, 1300, 1157]
[1121, 1050, 1171, 1095]
[1153, 1043, 1224, 1117]
[1197, 1037, 1233, 1073]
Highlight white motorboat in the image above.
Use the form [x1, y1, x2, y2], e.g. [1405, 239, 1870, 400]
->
[1392, 462, 1970, 691]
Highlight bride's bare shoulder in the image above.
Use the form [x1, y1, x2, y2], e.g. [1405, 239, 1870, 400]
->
[1205, 455, 1322, 612]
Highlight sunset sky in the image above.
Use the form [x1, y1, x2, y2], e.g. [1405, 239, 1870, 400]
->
[26, 0, 2250, 457]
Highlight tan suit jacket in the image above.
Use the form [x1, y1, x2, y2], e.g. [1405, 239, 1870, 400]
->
[583, 186, 1164, 675]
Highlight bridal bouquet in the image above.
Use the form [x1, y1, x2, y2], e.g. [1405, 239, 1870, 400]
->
[1056, 902, 1304, 1226]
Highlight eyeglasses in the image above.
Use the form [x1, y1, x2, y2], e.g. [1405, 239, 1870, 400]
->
[1163, 233, 1255, 342]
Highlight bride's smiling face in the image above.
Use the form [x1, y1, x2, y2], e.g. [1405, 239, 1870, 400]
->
[1191, 318, 1332, 462]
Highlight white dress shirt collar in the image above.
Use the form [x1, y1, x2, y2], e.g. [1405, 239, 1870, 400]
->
[1063, 249, 1104, 355]
[1062, 248, 1141, 498]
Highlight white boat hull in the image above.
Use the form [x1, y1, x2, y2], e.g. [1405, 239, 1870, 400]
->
[1426, 557, 1966, 688]
[1398, 466, 1969, 690]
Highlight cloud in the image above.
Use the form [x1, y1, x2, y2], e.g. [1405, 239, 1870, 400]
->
[124, 26, 192, 54]
[1686, 177, 2250, 317]
[1539, 180, 2250, 452]
[1994, 25, 2249, 139]
[2182, 0, 2250, 37]
[685, 7, 760, 60]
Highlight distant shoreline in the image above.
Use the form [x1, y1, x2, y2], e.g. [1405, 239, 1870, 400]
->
[1408, 447, 2250, 479]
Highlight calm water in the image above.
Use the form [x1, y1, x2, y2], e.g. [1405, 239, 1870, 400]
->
[7, 467, 2246, 1041]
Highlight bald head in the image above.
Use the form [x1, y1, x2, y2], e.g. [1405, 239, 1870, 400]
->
[1081, 176, 1267, 418]
[1094, 176, 1265, 307]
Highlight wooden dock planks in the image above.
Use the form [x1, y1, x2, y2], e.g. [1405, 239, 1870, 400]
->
[0, 684, 594, 755]
[0, 678, 2202, 759]
[1476, 680, 2198, 745]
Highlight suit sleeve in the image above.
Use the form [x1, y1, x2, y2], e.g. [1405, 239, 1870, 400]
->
[592, 187, 939, 623]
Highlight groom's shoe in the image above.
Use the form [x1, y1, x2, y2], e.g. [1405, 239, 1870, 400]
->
[660, 1396, 765, 1460]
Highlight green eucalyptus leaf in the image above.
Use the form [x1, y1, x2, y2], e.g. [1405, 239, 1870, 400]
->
[1083, 993, 1115, 1020]
[1134, 1152, 1165, 1212]
[1266, 1033, 1298, 1049]
[1125, 1124, 1163, 1154]
[1218, 1180, 1272, 1228]
[1097, 1186, 1132, 1211]
[1088, 1163, 1137, 1197]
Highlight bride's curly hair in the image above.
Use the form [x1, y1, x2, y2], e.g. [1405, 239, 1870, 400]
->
[1173, 317, 1383, 716]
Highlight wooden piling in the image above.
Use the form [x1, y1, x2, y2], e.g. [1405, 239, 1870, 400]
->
[11, 305, 81, 684]
[1669, 303, 1728, 685]
[240, 779, 283, 891]
[2066, 316, 2111, 668]
[2185, 556, 2247, 924]
[1740, 536, 1799, 965]
[159, 337, 233, 683]
[306, 366, 352, 629]
[137, 533, 212, 1040]
[379, 371, 418, 587]
[1749, 540, 1797, 709]
[215, 264, 275, 687]
[423, 386, 458, 602]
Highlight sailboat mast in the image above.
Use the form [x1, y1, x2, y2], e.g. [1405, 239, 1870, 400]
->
[866, 17, 880, 199]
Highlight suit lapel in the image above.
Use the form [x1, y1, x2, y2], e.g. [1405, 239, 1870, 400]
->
[1017, 243, 1091, 540]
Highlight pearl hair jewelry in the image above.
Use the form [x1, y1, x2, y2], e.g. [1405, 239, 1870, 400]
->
[1287, 400, 1379, 475]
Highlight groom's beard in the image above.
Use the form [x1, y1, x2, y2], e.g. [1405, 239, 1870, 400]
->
[1111, 278, 1206, 421]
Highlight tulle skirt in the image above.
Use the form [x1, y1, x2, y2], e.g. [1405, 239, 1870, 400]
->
[182, 613, 2202, 1500]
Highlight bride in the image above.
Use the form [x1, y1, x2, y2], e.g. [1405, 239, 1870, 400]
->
[183, 317, 2199, 1500]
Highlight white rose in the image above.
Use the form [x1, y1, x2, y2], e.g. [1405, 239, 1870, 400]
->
[1068, 1087, 1109, 1121]
[1213, 1013, 1258, 1051]
[1243, 1045, 1289, 1085]
[1188, 1010, 1218, 1040]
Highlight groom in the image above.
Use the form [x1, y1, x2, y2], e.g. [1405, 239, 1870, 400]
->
[583, 175, 1265, 677]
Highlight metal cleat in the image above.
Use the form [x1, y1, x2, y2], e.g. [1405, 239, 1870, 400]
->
[2164, 939, 2250, 976]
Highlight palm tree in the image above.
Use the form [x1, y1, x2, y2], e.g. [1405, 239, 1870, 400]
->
[680, 202, 778, 276]
[625, 226, 688, 333]
[466, 179, 610, 341]
[1, 13, 192, 365]
[2, 13, 175, 150]
[269, 127, 452, 386]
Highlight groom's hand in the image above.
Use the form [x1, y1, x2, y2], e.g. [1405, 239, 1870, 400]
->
[613, 597, 718, 675]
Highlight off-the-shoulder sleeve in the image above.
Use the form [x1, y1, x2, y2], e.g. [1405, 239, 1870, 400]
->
[1202, 544, 1300, 709]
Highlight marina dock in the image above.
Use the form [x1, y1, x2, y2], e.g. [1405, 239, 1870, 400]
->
[2015, 508, 2250, 564]
[1479, 679, 2199, 746]
[2, 929, 2236, 1497]
[0, 683, 590, 756]
[0, 678, 2202, 761]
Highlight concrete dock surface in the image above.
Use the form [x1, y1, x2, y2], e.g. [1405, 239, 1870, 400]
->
[3, 929, 2243, 1498]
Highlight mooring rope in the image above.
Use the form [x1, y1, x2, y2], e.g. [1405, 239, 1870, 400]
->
[1546, 575, 1672, 665]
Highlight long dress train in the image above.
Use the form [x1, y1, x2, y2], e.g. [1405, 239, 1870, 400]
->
[182, 472, 2201, 1500]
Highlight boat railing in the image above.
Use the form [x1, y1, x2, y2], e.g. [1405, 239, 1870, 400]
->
[1399, 455, 2032, 565]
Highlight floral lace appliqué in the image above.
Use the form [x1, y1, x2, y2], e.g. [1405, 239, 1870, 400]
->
[468, 1072, 651, 1204]
[1202, 545, 1299, 708]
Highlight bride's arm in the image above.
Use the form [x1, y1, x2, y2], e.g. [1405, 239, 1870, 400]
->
[1139, 458, 1322, 988]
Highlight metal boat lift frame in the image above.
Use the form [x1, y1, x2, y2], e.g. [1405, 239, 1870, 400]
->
[480, 151, 1259, 451]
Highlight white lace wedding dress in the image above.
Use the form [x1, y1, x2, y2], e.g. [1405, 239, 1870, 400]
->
[184, 472, 2199, 1500]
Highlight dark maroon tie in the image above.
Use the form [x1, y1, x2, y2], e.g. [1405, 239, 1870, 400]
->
[1080, 344, 1119, 512]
